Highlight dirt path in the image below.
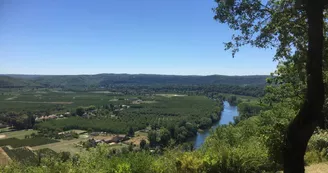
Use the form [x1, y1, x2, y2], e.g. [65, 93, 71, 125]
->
[5, 96, 18, 100]
[0, 147, 12, 165]
[306, 162, 328, 173]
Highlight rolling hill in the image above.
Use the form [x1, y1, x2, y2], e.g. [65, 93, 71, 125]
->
[0, 74, 268, 88]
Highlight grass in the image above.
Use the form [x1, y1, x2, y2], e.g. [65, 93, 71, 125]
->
[124, 131, 148, 146]
[31, 138, 89, 154]
[32, 137, 129, 154]
[0, 130, 38, 139]
[61, 129, 87, 135]
[0, 128, 11, 133]
[135, 131, 148, 136]
[108, 143, 128, 150]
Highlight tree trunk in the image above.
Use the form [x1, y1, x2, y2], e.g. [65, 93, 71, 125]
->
[283, 1, 325, 173]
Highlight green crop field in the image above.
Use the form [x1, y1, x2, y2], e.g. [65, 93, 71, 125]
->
[2, 147, 58, 166]
[31, 138, 89, 154]
[0, 88, 224, 154]
[35, 95, 220, 134]
[2, 146, 37, 165]
[1, 130, 38, 139]
[0, 87, 256, 113]
[0, 137, 58, 148]
[0, 89, 139, 112]
[0, 128, 11, 133]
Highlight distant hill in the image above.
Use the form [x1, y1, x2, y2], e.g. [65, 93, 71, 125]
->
[0, 74, 268, 88]
[0, 76, 38, 88]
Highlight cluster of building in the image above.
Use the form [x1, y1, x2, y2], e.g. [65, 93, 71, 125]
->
[113, 104, 131, 112]
[35, 112, 70, 122]
[126, 98, 143, 104]
[88, 135, 127, 146]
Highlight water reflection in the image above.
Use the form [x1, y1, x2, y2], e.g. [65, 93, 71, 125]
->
[193, 101, 239, 149]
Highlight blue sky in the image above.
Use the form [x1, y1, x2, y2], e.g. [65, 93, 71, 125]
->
[0, 0, 277, 75]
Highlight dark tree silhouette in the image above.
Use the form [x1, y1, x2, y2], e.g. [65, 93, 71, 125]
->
[284, 1, 326, 172]
[213, 0, 327, 172]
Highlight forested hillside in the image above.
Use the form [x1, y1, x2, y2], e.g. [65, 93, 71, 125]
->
[0, 76, 37, 88]
[0, 74, 267, 88]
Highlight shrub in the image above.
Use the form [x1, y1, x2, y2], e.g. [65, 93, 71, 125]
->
[308, 129, 328, 152]
[176, 152, 205, 173]
[305, 150, 323, 165]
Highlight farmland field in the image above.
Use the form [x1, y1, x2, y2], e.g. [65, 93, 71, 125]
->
[0, 147, 11, 165]
[0, 130, 38, 139]
[31, 137, 128, 154]
[0, 128, 11, 133]
[0, 88, 252, 113]
[31, 138, 88, 154]
[0, 137, 58, 148]
[2, 146, 37, 165]
[0, 88, 224, 157]
[124, 131, 148, 146]
[0, 88, 224, 154]
[35, 95, 221, 134]
[0, 89, 119, 112]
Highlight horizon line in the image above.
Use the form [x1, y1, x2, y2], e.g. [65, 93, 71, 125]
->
[0, 73, 270, 77]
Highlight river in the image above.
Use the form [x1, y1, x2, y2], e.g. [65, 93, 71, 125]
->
[193, 101, 239, 149]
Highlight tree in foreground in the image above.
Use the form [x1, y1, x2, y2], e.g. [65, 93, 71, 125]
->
[140, 139, 147, 149]
[128, 127, 135, 137]
[214, 0, 327, 172]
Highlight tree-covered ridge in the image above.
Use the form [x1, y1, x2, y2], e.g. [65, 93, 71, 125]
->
[116, 85, 265, 97]
[0, 74, 268, 88]
[0, 76, 37, 88]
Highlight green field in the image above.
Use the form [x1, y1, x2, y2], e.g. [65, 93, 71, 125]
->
[2, 146, 37, 165]
[31, 137, 127, 154]
[0, 130, 38, 139]
[67, 129, 87, 135]
[31, 138, 87, 154]
[0, 128, 11, 133]
[0, 89, 120, 112]
[0, 89, 223, 154]
[0, 137, 58, 148]
[0, 88, 256, 113]
[35, 95, 220, 134]
[0, 88, 178, 113]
